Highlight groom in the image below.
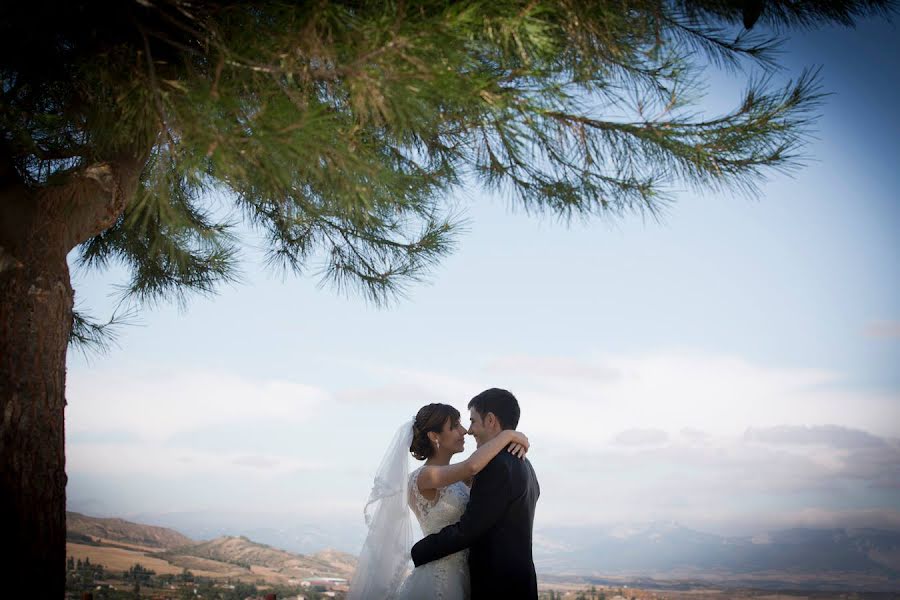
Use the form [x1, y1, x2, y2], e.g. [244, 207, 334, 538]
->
[411, 388, 541, 599]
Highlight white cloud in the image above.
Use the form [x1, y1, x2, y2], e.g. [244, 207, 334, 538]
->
[744, 424, 888, 448]
[478, 351, 900, 447]
[231, 455, 283, 469]
[67, 368, 326, 443]
[65, 352, 900, 533]
[486, 355, 622, 382]
[613, 428, 669, 446]
[67, 442, 325, 478]
[680, 427, 712, 443]
[754, 507, 900, 531]
[354, 363, 481, 408]
[530, 434, 900, 530]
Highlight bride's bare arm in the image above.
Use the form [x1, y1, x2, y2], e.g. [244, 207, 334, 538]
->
[417, 430, 529, 492]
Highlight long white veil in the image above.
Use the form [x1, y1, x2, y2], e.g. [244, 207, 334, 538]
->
[347, 420, 415, 600]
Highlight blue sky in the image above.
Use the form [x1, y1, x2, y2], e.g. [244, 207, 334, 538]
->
[65, 17, 899, 552]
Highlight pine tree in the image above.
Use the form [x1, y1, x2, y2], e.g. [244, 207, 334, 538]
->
[0, 1, 893, 596]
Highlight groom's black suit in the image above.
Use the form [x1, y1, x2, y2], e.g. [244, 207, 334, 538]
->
[411, 447, 540, 599]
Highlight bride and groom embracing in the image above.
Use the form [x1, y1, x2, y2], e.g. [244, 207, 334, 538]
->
[349, 388, 541, 599]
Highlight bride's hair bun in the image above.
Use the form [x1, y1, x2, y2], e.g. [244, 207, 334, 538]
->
[410, 403, 461, 461]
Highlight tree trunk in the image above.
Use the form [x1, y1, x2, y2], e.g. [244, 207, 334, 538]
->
[0, 156, 145, 598]
[0, 228, 72, 598]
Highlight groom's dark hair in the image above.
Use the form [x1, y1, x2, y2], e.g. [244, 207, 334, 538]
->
[468, 388, 520, 430]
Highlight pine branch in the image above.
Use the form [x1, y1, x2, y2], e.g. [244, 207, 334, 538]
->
[662, 14, 782, 71]
[69, 306, 139, 356]
[78, 152, 241, 308]
[1, 0, 889, 315]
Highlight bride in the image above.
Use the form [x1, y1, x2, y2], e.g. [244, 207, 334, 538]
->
[348, 403, 529, 600]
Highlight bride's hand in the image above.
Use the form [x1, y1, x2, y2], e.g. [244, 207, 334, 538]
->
[506, 431, 529, 459]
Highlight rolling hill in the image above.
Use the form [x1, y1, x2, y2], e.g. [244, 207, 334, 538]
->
[67, 511, 194, 549]
[66, 512, 356, 585]
[154, 535, 357, 581]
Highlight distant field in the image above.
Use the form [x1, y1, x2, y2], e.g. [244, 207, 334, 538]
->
[90, 537, 168, 553]
[67, 542, 184, 575]
[66, 543, 240, 580]
[158, 553, 248, 579]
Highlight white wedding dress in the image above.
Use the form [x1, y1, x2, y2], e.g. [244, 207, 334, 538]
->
[396, 466, 471, 600]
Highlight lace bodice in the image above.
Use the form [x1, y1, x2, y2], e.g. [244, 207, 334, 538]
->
[409, 466, 470, 535]
[394, 467, 471, 600]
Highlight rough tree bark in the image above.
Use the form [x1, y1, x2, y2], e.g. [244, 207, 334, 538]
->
[0, 157, 145, 597]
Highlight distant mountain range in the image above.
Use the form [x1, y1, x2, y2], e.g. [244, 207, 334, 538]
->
[534, 521, 900, 592]
[69, 511, 900, 591]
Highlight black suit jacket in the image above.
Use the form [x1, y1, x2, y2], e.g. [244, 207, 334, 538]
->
[411, 449, 540, 599]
